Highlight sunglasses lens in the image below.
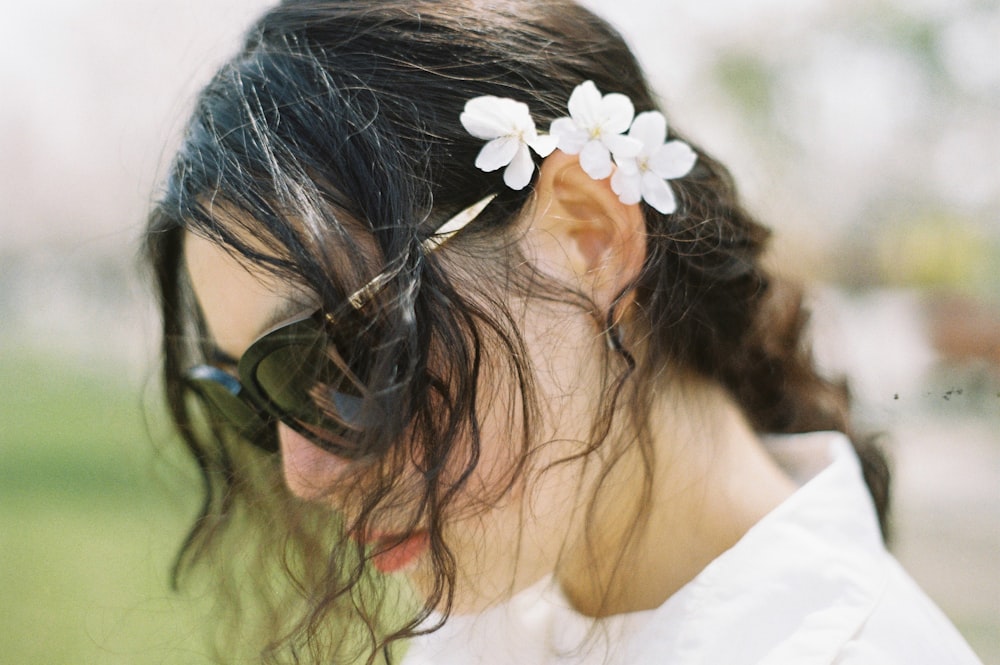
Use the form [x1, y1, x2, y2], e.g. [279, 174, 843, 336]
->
[185, 366, 274, 448]
[252, 336, 366, 433]
[236, 311, 404, 458]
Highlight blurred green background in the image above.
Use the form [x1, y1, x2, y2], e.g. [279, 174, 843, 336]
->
[0, 352, 213, 664]
[1, 0, 997, 662]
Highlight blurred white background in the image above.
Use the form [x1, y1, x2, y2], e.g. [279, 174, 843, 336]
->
[1, 0, 997, 662]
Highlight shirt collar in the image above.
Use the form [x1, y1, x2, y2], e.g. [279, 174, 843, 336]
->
[405, 432, 890, 665]
[623, 431, 889, 665]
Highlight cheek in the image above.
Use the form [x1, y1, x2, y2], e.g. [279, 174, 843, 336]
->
[428, 445, 591, 613]
[459, 309, 605, 567]
[278, 423, 352, 501]
[422, 358, 598, 610]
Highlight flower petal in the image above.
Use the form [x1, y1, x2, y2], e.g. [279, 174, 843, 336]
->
[599, 92, 635, 135]
[579, 140, 613, 179]
[614, 155, 640, 176]
[551, 117, 588, 154]
[649, 140, 697, 180]
[567, 80, 603, 128]
[641, 171, 678, 214]
[503, 143, 535, 190]
[461, 96, 530, 140]
[528, 134, 558, 158]
[611, 168, 642, 205]
[475, 136, 520, 172]
[628, 111, 667, 156]
[604, 134, 643, 160]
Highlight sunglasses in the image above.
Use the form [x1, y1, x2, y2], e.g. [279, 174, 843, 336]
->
[184, 194, 496, 457]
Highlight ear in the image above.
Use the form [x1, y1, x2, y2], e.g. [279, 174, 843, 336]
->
[519, 150, 646, 315]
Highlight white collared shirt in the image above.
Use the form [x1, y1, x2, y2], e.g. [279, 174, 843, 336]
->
[402, 432, 983, 665]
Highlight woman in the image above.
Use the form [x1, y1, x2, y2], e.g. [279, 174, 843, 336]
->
[146, 1, 983, 663]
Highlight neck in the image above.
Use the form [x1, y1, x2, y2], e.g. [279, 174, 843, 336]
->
[557, 374, 797, 617]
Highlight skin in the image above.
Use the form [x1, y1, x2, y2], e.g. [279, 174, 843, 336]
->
[184, 151, 798, 617]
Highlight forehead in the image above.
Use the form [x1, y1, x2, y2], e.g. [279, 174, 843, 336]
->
[184, 231, 315, 358]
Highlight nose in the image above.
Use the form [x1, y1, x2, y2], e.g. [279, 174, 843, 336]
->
[277, 423, 351, 501]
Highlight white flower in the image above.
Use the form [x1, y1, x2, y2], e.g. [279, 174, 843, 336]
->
[460, 96, 558, 190]
[549, 81, 643, 180]
[610, 111, 697, 214]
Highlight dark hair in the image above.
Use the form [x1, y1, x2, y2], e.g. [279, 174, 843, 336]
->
[145, 1, 890, 662]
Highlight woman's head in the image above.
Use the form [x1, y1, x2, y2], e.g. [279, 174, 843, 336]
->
[147, 0, 875, 661]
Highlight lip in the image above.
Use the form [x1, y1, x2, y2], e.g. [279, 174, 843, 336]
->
[365, 530, 430, 574]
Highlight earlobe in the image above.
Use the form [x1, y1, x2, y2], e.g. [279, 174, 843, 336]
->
[521, 150, 647, 313]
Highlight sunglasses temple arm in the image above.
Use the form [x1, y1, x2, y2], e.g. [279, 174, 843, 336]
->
[344, 194, 497, 310]
[420, 194, 496, 251]
[347, 270, 395, 309]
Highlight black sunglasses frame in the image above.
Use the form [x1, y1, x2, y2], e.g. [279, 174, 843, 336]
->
[186, 309, 380, 458]
[183, 194, 497, 457]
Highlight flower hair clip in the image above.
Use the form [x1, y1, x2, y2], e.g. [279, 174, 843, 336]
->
[460, 81, 697, 214]
[459, 97, 558, 191]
